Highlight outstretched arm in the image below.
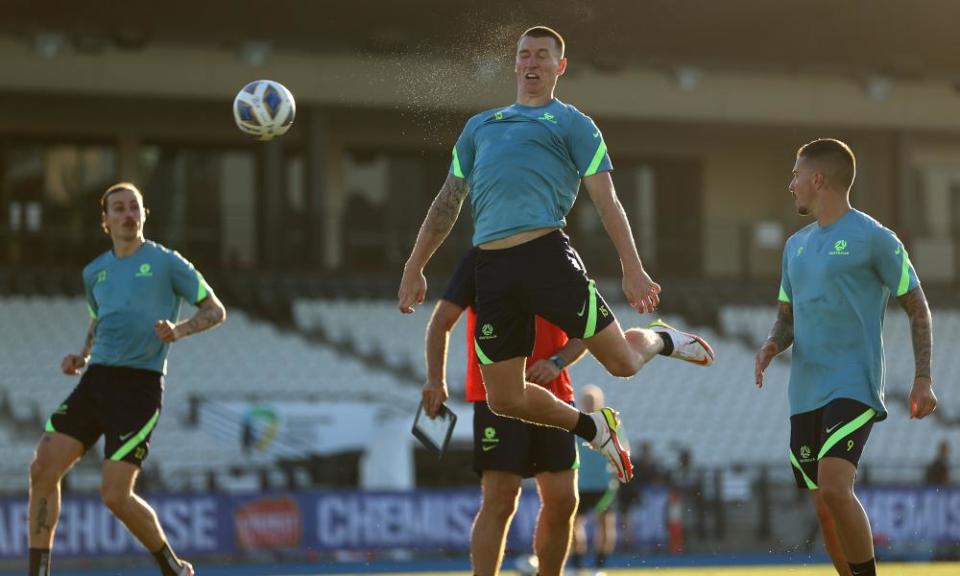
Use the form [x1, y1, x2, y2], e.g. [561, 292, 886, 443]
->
[755, 302, 793, 388]
[62, 319, 97, 375]
[897, 286, 937, 418]
[155, 293, 227, 343]
[582, 172, 660, 314]
[398, 174, 470, 313]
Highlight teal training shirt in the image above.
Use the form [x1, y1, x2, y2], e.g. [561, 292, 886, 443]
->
[450, 98, 613, 246]
[778, 209, 920, 419]
[578, 443, 615, 492]
[83, 240, 212, 374]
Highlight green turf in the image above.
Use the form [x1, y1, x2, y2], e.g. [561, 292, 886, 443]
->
[376, 564, 960, 576]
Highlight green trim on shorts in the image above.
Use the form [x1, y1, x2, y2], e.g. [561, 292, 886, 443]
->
[110, 409, 160, 461]
[474, 339, 494, 365]
[584, 279, 599, 338]
[571, 444, 580, 470]
[817, 407, 875, 460]
[594, 483, 618, 514]
[789, 450, 818, 490]
[44, 418, 55, 433]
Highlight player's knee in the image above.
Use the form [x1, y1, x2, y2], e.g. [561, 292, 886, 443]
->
[481, 492, 519, 521]
[541, 490, 578, 520]
[817, 482, 850, 510]
[487, 394, 523, 419]
[99, 485, 132, 513]
[605, 356, 640, 378]
[29, 456, 61, 491]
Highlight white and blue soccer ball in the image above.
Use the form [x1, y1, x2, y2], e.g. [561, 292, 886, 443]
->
[513, 554, 539, 576]
[233, 79, 296, 141]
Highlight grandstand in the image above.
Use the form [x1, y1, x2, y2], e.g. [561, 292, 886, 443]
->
[292, 298, 960, 479]
[0, 295, 427, 495]
[7, 290, 958, 487]
[3, 289, 958, 566]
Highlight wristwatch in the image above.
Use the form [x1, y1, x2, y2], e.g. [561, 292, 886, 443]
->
[548, 354, 567, 370]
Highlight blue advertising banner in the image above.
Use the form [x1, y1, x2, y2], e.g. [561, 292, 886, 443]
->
[0, 494, 225, 558]
[861, 487, 960, 545]
[0, 486, 670, 559]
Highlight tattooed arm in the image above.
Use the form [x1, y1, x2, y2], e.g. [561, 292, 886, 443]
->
[897, 286, 932, 379]
[62, 319, 97, 374]
[407, 174, 469, 272]
[398, 174, 470, 313]
[754, 302, 793, 388]
[897, 286, 937, 418]
[767, 302, 795, 354]
[155, 292, 227, 343]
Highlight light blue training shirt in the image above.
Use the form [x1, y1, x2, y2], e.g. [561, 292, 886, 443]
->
[83, 240, 212, 374]
[449, 98, 613, 246]
[578, 443, 616, 492]
[778, 209, 920, 419]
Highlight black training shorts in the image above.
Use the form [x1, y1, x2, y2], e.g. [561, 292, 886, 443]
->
[578, 487, 618, 516]
[46, 364, 164, 467]
[473, 401, 578, 478]
[789, 398, 876, 490]
[473, 230, 616, 364]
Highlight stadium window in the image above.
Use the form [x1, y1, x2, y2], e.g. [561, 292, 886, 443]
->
[0, 142, 117, 267]
[139, 145, 255, 270]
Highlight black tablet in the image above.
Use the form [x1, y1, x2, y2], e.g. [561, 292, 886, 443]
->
[411, 403, 458, 458]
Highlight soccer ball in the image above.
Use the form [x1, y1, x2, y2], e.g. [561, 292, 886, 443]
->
[513, 554, 539, 576]
[233, 79, 296, 141]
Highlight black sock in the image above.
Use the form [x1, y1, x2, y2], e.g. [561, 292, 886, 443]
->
[572, 411, 598, 441]
[29, 548, 51, 576]
[848, 558, 876, 576]
[571, 552, 583, 569]
[597, 552, 608, 568]
[657, 331, 674, 356]
[153, 542, 182, 576]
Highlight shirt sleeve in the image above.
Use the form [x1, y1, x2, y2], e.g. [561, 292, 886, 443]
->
[449, 116, 479, 180]
[872, 225, 919, 297]
[441, 249, 478, 309]
[83, 270, 98, 320]
[567, 110, 612, 177]
[169, 250, 212, 304]
[778, 241, 793, 304]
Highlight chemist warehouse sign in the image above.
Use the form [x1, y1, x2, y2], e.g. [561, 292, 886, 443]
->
[0, 487, 666, 558]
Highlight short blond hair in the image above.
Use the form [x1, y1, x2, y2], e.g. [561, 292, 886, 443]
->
[518, 26, 565, 59]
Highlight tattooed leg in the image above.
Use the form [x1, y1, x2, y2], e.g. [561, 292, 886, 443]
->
[28, 433, 83, 548]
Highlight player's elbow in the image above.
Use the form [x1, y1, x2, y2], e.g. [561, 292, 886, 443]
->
[209, 301, 227, 326]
